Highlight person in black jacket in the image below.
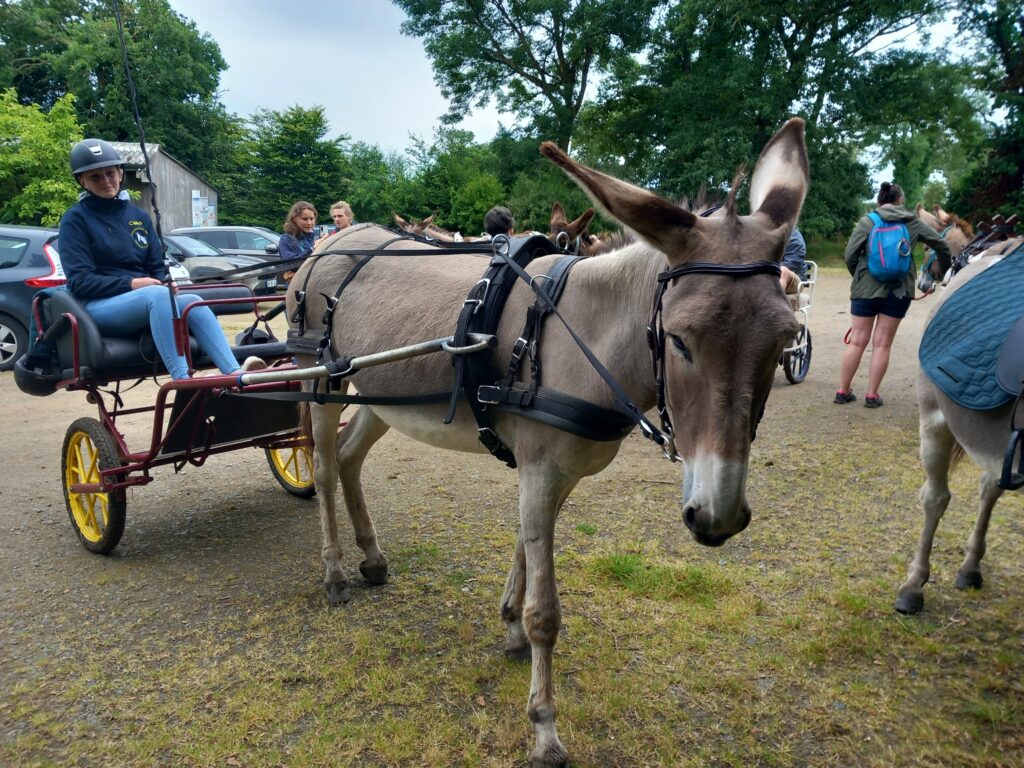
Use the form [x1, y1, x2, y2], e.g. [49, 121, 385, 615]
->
[59, 139, 263, 379]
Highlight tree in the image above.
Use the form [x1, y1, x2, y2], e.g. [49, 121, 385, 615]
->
[0, 0, 240, 178]
[344, 141, 414, 226]
[579, 0, 963, 236]
[947, 1, 1023, 219]
[0, 89, 82, 225]
[392, 0, 661, 149]
[215, 106, 347, 229]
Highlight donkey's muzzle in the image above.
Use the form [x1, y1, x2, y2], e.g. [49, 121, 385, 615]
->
[683, 503, 751, 547]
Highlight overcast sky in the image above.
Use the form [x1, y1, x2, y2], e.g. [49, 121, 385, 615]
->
[166, 0, 505, 154]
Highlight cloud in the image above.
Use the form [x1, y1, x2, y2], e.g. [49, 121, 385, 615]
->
[168, 0, 505, 153]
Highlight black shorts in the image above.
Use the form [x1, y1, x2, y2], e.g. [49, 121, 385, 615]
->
[850, 294, 911, 319]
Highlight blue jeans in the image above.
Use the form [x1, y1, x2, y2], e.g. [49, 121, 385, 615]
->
[83, 285, 240, 379]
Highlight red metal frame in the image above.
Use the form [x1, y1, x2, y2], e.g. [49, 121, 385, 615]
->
[41, 290, 314, 497]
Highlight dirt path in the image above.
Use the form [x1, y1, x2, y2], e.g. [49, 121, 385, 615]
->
[1, 269, 1020, 768]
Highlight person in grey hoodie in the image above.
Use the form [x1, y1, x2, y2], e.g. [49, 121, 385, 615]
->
[834, 182, 950, 408]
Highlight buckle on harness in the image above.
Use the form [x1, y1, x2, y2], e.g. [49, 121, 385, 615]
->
[510, 337, 528, 361]
[320, 294, 339, 325]
[464, 278, 490, 314]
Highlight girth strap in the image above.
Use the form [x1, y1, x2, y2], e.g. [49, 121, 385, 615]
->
[446, 235, 562, 467]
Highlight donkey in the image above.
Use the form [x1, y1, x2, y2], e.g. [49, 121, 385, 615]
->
[895, 237, 1024, 616]
[286, 118, 808, 766]
[547, 201, 603, 255]
[915, 203, 974, 289]
[392, 211, 465, 242]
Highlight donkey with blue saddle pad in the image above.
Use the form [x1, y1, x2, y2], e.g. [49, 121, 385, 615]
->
[896, 237, 1024, 615]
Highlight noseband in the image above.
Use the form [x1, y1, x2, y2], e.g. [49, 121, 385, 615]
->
[648, 260, 782, 450]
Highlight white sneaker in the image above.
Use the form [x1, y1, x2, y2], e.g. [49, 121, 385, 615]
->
[241, 356, 267, 372]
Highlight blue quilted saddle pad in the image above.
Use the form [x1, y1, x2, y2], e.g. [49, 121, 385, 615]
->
[919, 247, 1024, 410]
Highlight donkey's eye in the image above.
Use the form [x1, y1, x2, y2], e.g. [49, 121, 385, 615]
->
[670, 334, 692, 362]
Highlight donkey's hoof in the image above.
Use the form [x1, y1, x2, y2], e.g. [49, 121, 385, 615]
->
[894, 589, 924, 615]
[503, 641, 532, 662]
[955, 570, 983, 590]
[324, 579, 351, 605]
[359, 560, 389, 585]
[529, 743, 569, 767]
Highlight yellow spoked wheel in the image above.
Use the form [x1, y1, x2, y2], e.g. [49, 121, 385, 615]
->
[61, 417, 127, 554]
[265, 443, 316, 498]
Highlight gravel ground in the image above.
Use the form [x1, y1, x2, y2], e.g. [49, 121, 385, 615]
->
[0, 267, 990, 765]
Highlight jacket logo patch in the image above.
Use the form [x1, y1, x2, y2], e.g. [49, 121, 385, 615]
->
[131, 226, 149, 249]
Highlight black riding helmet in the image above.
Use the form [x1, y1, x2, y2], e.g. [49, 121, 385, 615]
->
[70, 138, 124, 177]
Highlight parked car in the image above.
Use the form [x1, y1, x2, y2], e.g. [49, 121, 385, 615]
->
[162, 234, 279, 295]
[0, 225, 65, 371]
[169, 226, 281, 261]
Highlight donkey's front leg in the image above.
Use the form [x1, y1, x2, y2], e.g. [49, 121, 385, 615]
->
[954, 472, 1003, 590]
[518, 464, 575, 768]
[336, 406, 391, 586]
[499, 533, 529, 660]
[895, 405, 955, 615]
[311, 400, 349, 604]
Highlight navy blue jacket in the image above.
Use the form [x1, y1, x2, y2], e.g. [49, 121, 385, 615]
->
[279, 231, 316, 262]
[59, 192, 168, 300]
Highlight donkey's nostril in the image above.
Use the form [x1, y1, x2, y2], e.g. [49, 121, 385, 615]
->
[683, 505, 697, 531]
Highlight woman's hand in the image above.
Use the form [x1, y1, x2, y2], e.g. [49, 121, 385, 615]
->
[130, 277, 164, 290]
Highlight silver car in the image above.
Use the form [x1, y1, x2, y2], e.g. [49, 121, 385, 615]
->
[169, 226, 281, 262]
[162, 235, 279, 295]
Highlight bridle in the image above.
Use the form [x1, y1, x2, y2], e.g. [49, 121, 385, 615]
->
[647, 260, 783, 450]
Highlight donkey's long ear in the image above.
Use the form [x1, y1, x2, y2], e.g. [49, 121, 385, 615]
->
[393, 213, 409, 228]
[550, 202, 567, 227]
[748, 118, 807, 228]
[541, 142, 696, 254]
[422, 212, 437, 227]
[568, 207, 597, 237]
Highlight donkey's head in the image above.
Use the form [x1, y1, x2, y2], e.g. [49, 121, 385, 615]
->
[548, 202, 602, 255]
[542, 118, 807, 546]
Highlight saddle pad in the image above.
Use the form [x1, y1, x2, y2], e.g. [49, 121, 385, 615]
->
[920, 247, 1024, 409]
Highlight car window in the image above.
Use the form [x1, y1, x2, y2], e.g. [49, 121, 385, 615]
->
[236, 231, 273, 250]
[193, 231, 234, 249]
[173, 236, 221, 257]
[163, 239, 183, 257]
[0, 236, 29, 269]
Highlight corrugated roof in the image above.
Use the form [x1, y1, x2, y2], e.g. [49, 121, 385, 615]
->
[106, 141, 215, 191]
[108, 141, 162, 167]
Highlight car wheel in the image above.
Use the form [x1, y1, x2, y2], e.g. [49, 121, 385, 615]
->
[0, 314, 28, 372]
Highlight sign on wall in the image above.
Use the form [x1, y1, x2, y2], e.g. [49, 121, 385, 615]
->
[191, 189, 216, 226]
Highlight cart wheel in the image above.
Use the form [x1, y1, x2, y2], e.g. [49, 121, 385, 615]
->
[783, 326, 812, 384]
[61, 417, 126, 554]
[265, 445, 316, 498]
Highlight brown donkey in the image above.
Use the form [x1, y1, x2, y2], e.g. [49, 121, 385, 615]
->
[286, 118, 808, 766]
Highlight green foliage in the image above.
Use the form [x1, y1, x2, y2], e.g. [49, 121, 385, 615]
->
[393, 0, 660, 149]
[0, 89, 82, 225]
[0, 0, 239, 179]
[214, 106, 348, 229]
[343, 142, 413, 226]
[947, 1, 1023, 220]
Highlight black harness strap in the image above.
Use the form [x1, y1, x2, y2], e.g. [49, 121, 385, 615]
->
[445, 235, 561, 467]
[485, 241, 676, 455]
[648, 260, 782, 443]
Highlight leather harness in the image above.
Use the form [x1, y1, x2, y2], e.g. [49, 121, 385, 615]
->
[279, 228, 782, 468]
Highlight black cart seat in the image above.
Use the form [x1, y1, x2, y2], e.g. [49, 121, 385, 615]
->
[37, 288, 288, 384]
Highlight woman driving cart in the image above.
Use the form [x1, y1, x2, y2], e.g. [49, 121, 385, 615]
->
[58, 138, 264, 379]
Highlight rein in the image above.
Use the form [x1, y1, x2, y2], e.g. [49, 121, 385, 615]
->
[648, 260, 782, 448]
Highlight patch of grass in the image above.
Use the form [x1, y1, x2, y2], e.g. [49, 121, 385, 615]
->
[587, 552, 734, 606]
[575, 522, 598, 535]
